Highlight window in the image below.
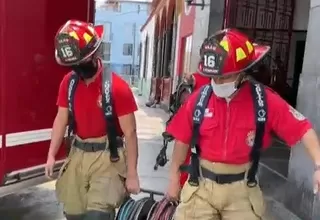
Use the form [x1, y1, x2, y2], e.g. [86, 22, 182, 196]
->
[100, 42, 111, 61]
[123, 43, 133, 56]
[123, 64, 132, 75]
[96, 1, 121, 12]
[95, 21, 112, 41]
[104, 22, 112, 41]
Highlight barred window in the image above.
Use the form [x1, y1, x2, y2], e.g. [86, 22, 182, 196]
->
[123, 43, 133, 56]
[100, 42, 111, 61]
[123, 64, 132, 75]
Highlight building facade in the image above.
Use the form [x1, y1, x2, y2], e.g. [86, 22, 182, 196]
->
[140, 0, 320, 219]
[95, 0, 150, 79]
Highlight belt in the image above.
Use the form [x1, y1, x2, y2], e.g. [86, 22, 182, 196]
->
[201, 166, 245, 184]
[73, 139, 107, 152]
[181, 165, 245, 184]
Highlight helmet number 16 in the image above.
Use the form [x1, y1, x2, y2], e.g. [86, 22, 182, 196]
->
[61, 46, 74, 58]
[204, 55, 216, 68]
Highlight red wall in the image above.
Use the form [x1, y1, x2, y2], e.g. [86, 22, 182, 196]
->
[175, 4, 196, 76]
[0, 0, 94, 175]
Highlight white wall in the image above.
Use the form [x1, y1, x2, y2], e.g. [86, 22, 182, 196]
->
[140, 16, 155, 80]
[292, 0, 310, 30]
[139, 16, 155, 97]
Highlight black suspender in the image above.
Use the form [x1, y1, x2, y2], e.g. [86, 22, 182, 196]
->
[183, 85, 213, 186]
[182, 81, 267, 187]
[67, 67, 120, 162]
[247, 81, 268, 186]
[67, 72, 79, 138]
[101, 67, 120, 162]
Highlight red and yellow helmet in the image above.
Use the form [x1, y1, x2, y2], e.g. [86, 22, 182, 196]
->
[54, 20, 104, 66]
[198, 28, 270, 77]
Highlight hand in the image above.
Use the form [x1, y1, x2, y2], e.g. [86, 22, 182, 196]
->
[45, 155, 56, 179]
[166, 174, 181, 201]
[126, 172, 140, 194]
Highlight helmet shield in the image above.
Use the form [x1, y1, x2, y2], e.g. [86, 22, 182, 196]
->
[200, 41, 227, 76]
[55, 33, 81, 65]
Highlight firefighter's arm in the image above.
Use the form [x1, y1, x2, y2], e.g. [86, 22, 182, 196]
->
[48, 107, 68, 158]
[302, 129, 320, 166]
[119, 113, 138, 175]
[115, 78, 138, 175]
[48, 76, 69, 158]
[268, 90, 320, 164]
[166, 100, 193, 181]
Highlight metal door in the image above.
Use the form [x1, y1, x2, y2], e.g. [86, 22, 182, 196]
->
[225, 0, 295, 80]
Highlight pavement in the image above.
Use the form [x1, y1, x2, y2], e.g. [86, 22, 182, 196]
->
[0, 90, 302, 220]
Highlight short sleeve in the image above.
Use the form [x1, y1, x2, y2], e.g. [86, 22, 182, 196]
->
[267, 89, 312, 146]
[112, 73, 138, 117]
[56, 74, 70, 108]
[166, 94, 196, 145]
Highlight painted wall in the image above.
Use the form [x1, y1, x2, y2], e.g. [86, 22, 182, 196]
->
[139, 16, 155, 98]
[95, 1, 149, 75]
[175, 2, 196, 77]
[0, 0, 94, 177]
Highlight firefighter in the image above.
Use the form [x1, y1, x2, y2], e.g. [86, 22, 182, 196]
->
[45, 20, 140, 220]
[165, 28, 320, 219]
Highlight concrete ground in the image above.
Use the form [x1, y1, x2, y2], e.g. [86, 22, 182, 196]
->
[0, 92, 301, 220]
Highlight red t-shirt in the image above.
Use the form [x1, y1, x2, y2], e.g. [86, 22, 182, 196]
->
[56, 61, 137, 139]
[167, 82, 311, 164]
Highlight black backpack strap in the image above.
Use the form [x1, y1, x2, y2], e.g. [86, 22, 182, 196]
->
[180, 84, 213, 186]
[67, 72, 79, 137]
[247, 81, 268, 186]
[101, 67, 120, 162]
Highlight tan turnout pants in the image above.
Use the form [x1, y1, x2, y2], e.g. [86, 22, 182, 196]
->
[55, 136, 127, 215]
[175, 159, 265, 220]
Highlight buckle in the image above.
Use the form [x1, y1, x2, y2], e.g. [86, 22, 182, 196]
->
[215, 175, 222, 184]
[247, 177, 258, 188]
[110, 155, 120, 162]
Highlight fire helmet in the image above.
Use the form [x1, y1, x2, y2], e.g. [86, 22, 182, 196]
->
[54, 19, 104, 66]
[198, 28, 270, 77]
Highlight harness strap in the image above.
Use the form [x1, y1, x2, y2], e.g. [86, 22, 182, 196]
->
[67, 66, 120, 162]
[247, 81, 268, 186]
[67, 72, 79, 137]
[101, 67, 120, 162]
[185, 84, 213, 186]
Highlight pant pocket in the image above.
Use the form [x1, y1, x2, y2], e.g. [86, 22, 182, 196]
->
[55, 158, 71, 202]
[93, 174, 127, 209]
[180, 183, 199, 203]
[112, 148, 127, 178]
[247, 185, 265, 217]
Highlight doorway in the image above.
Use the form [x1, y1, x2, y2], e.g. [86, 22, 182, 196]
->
[291, 40, 306, 108]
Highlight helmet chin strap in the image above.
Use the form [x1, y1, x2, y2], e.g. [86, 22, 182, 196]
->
[235, 72, 247, 89]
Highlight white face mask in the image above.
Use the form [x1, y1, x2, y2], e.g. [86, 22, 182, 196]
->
[211, 79, 237, 98]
